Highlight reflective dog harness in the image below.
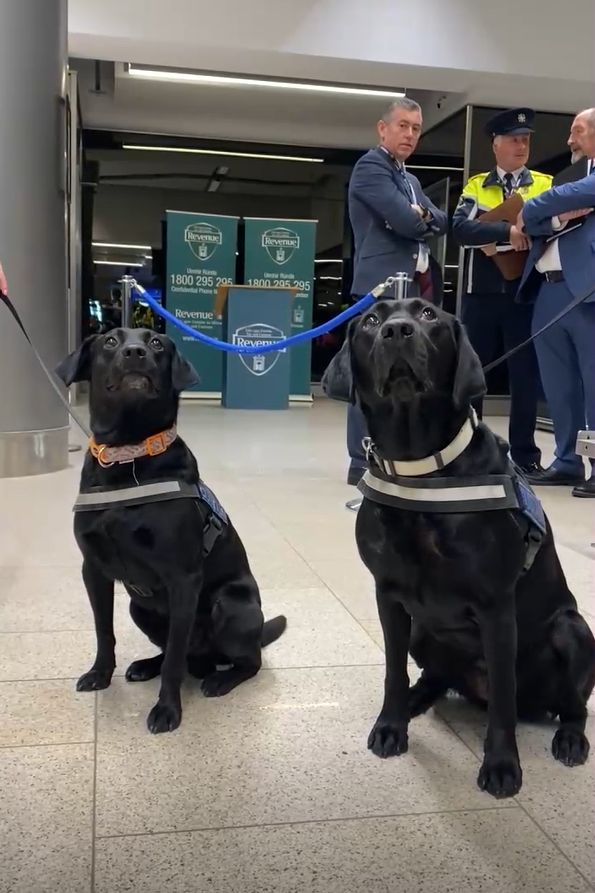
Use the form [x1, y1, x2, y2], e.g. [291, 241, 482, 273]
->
[358, 464, 546, 573]
[73, 479, 228, 557]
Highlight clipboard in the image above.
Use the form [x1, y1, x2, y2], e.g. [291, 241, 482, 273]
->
[478, 194, 527, 280]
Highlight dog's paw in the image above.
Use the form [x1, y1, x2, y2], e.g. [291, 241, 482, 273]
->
[201, 669, 241, 698]
[146, 701, 182, 734]
[477, 754, 522, 798]
[125, 655, 163, 683]
[552, 727, 590, 767]
[76, 668, 113, 692]
[367, 718, 409, 758]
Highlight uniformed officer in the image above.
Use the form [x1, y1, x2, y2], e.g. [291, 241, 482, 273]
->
[453, 108, 552, 477]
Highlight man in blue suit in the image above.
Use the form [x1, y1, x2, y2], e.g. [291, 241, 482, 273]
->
[345, 98, 448, 493]
[518, 108, 595, 497]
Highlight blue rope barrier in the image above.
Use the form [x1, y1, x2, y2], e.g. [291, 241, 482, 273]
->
[132, 285, 376, 355]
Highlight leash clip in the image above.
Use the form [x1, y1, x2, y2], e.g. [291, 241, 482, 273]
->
[362, 437, 376, 463]
[96, 445, 115, 468]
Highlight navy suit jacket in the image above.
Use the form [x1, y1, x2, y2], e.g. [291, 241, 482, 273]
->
[348, 147, 448, 296]
[518, 169, 595, 303]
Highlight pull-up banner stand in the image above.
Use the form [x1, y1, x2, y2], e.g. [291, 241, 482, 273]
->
[165, 211, 239, 397]
[243, 218, 317, 402]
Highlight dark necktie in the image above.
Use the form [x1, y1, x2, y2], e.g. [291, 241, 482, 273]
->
[503, 172, 515, 197]
[398, 165, 415, 202]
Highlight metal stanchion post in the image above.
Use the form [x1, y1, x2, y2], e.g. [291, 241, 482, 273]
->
[393, 271, 409, 302]
[346, 271, 410, 513]
[120, 275, 134, 328]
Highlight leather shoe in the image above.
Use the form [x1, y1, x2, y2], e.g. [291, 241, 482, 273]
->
[525, 466, 584, 487]
[516, 462, 544, 478]
[572, 477, 595, 498]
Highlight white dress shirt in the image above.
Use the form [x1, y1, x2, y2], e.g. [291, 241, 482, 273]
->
[536, 158, 594, 273]
[496, 166, 525, 189]
[381, 147, 429, 274]
[400, 168, 429, 274]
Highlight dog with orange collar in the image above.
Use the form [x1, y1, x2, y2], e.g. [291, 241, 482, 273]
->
[56, 327, 286, 734]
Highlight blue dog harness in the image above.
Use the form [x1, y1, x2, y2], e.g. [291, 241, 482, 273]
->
[73, 479, 228, 557]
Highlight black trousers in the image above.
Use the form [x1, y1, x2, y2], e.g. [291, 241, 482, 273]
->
[461, 289, 541, 467]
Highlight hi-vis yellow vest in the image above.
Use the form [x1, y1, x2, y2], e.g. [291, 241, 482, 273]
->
[461, 168, 553, 213]
[455, 168, 553, 293]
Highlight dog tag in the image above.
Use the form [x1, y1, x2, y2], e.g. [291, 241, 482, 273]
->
[198, 482, 228, 525]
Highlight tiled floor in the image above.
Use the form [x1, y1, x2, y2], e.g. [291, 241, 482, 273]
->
[1, 400, 593, 893]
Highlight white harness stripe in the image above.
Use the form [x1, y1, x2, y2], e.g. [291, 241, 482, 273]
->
[75, 480, 184, 507]
[362, 471, 508, 503]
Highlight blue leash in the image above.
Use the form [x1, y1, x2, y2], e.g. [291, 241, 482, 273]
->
[132, 282, 379, 355]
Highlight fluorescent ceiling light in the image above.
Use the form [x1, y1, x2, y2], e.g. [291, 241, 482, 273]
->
[95, 260, 145, 267]
[123, 144, 323, 163]
[319, 275, 342, 280]
[315, 258, 343, 264]
[93, 241, 152, 251]
[128, 66, 405, 99]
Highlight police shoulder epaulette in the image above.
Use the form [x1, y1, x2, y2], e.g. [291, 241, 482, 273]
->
[529, 170, 553, 182]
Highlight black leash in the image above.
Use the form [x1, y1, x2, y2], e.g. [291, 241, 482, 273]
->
[482, 285, 595, 374]
[0, 290, 92, 437]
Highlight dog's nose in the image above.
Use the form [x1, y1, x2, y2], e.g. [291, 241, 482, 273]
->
[121, 344, 148, 360]
[382, 320, 415, 340]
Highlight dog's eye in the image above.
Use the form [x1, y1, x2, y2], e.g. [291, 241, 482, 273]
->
[362, 314, 379, 329]
[150, 338, 164, 351]
[104, 336, 118, 348]
[421, 307, 437, 321]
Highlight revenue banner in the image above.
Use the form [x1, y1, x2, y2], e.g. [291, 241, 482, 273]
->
[243, 218, 317, 399]
[165, 211, 239, 396]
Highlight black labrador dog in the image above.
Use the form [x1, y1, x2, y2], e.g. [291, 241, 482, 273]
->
[56, 328, 286, 734]
[323, 298, 594, 798]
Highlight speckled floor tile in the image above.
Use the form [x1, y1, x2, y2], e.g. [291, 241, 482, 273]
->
[94, 666, 512, 837]
[0, 743, 93, 893]
[94, 808, 590, 893]
[439, 698, 595, 884]
[0, 679, 95, 747]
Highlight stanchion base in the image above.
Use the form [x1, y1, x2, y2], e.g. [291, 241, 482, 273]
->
[345, 498, 362, 512]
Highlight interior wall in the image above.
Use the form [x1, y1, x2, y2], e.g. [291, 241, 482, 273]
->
[92, 184, 344, 252]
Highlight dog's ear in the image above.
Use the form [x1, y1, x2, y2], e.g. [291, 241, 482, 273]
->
[171, 347, 199, 392]
[321, 319, 357, 404]
[452, 318, 486, 410]
[55, 336, 97, 387]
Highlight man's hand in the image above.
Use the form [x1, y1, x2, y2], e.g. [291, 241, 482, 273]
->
[411, 204, 424, 216]
[509, 225, 530, 251]
[558, 208, 592, 222]
[0, 262, 7, 296]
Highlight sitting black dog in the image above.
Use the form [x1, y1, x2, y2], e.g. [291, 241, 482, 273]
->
[323, 298, 594, 798]
[56, 328, 286, 734]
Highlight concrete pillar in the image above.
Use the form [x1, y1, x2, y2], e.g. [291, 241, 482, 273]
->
[0, 0, 69, 478]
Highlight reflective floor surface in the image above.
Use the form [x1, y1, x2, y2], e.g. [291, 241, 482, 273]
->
[0, 399, 593, 893]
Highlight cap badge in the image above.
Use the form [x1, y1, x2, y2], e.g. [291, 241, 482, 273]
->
[518, 113, 527, 123]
